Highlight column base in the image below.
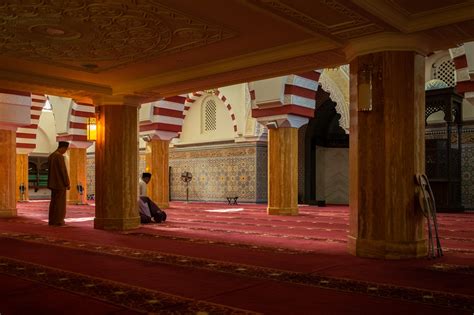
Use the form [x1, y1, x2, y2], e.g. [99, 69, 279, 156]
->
[0, 208, 17, 217]
[94, 217, 140, 231]
[267, 206, 298, 216]
[348, 236, 428, 259]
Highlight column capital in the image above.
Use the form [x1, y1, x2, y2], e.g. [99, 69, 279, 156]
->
[344, 32, 434, 62]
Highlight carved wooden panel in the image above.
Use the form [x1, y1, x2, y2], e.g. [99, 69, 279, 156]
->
[0, 1, 236, 72]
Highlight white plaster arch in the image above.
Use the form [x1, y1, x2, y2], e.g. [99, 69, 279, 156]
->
[318, 69, 350, 134]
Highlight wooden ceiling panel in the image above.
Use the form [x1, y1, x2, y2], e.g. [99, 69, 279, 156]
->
[246, 0, 391, 41]
[388, 0, 470, 16]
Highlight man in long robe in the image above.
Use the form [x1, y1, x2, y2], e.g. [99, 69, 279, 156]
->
[47, 141, 70, 226]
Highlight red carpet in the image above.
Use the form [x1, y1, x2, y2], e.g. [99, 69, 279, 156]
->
[0, 201, 473, 314]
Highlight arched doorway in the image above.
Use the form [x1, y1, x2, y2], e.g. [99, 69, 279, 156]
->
[299, 88, 349, 205]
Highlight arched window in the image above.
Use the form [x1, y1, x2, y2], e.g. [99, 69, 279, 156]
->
[433, 59, 456, 87]
[202, 98, 217, 133]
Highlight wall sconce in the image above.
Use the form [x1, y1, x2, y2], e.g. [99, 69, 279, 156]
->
[86, 117, 97, 141]
[357, 65, 372, 112]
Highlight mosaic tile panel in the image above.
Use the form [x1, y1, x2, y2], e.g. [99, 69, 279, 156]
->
[169, 143, 267, 203]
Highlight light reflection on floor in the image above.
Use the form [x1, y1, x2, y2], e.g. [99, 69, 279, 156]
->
[204, 208, 244, 213]
[41, 217, 95, 223]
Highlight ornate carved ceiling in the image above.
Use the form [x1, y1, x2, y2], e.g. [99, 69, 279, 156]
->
[0, 0, 473, 101]
[0, 1, 236, 72]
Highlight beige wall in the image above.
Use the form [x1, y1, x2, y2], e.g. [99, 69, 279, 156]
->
[220, 84, 246, 135]
[179, 94, 236, 144]
[34, 111, 57, 155]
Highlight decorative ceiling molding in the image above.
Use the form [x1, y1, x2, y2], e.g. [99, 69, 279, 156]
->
[352, 0, 474, 33]
[0, 1, 237, 72]
[246, 0, 387, 41]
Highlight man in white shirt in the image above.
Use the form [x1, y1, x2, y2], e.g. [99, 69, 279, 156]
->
[138, 172, 167, 223]
[139, 172, 151, 197]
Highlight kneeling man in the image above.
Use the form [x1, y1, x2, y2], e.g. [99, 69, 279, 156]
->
[138, 172, 167, 223]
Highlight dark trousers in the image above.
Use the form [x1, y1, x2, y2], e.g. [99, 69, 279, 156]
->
[140, 196, 166, 223]
[49, 189, 67, 226]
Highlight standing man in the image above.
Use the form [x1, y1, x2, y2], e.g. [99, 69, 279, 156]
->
[47, 141, 71, 226]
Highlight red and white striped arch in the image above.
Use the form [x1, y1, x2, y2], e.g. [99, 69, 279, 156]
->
[183, 90, 238, 136]
[450, 42, 474, 103]
[250, 70, 322, 128]
[56, 100, 95, 148]
[16, 94, 47, 154]
[139, 95, 187, 141]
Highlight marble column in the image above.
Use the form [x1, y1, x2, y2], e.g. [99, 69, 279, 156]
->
[94, 99, 140, 230]
[146, 139, 170, 209]
[267, 127, 298, 215]
[348, 51, 427, 259]
[67, 147, 87, 204]
[16, 153, 29, 201]
[0, 129, 17, 217]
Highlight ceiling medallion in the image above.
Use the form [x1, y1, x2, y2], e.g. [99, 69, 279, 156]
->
[0, 1, 237, 73]
[29, 24, 81, 40]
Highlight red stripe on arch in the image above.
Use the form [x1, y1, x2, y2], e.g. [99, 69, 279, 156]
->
[297, 71, 321, 81]
[456, 80, 474, 93]
[453, 55, 468, 69]
[16, 143, 36, 149]
[71, 109, 94, 118]
[250, 90, 255, 100]
[139, 123, 182, 132]
[252, 105, 314, 118]
[16, 133, 36, 139]
[164, 96, 187, 104]
[56, 135, 88, 142]
[154, 107, 184, 118]
[70, 122, 87, 129]
[284, 85, 316, 99]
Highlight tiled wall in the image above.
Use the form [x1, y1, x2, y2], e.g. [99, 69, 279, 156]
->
[168, 142, 267, 203]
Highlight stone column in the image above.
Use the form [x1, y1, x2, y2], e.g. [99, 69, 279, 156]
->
[15, 153, 29, 201]
[67, 147, 87, 204]
[348, 51, 427, 259]
[94, 97, 140, 230]
[268, 127, 298, 215]
[146, 139, 169, 209]
[0, 129, 17, 217]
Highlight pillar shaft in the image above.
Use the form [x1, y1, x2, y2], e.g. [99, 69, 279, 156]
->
[268, 127, 298, 215]
[16, 153, 29, 201]
[67, 148, 87, 204]
[94, 105, 140, 230]
[0, 129, 17, 217]
[349, 51, 426, 259]
[146, 139, 169, 209]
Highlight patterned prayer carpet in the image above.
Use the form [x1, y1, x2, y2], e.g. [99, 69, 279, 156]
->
[0, 201, 473, 314]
